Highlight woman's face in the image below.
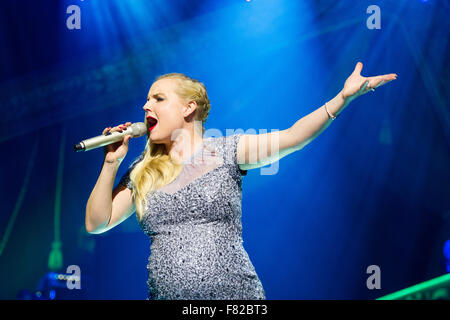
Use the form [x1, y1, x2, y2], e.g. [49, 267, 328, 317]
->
[142, 78, 190, 144]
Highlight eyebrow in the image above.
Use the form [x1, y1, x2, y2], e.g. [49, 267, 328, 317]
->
[147, 92, 166, 100]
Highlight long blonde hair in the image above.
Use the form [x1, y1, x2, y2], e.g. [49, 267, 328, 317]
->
[129, 73, 211, 221]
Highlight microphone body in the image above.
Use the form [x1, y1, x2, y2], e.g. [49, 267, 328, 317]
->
[74, 122, 147, 152]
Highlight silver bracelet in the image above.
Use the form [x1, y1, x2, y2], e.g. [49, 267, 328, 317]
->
[324, 102, 337, 120]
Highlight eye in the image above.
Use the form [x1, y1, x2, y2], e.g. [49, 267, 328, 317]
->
[156, 97, 164, 102]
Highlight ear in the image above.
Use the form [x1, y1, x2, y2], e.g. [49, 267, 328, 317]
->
[183, 100, 197, 118]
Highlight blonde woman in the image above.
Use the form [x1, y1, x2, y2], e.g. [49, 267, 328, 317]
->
[85, 63, 397, 300]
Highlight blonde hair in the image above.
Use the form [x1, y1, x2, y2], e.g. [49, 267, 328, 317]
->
[129, 73, 211, 221]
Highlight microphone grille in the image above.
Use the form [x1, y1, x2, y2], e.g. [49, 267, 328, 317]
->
[130, 122, 147, 137]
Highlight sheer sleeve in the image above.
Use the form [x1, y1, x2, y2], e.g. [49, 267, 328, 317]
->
[223, 133, 248, 177]
[118, 152, 144, 190]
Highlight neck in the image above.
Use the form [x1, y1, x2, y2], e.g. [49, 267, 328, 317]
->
[166, 128, 203, 163]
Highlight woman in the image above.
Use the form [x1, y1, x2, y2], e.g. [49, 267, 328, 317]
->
[85, 63, 397, 300]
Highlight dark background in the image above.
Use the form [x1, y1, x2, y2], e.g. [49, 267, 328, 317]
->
[0, 0, 449, 299]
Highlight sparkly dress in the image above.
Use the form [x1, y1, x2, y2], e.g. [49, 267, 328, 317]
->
[118, 133, 266, 300]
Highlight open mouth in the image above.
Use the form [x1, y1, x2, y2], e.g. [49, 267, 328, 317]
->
[147, 116, 158, 131]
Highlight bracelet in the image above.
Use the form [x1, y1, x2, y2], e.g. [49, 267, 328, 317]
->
[324, 102, 337, 120]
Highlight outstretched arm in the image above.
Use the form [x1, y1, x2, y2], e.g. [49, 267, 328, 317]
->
[237, 62, 398, 171]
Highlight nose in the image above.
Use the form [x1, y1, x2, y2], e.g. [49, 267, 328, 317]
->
[143, 101, 153, 112]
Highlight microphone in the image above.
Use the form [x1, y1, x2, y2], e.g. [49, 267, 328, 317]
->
[74, 122, 147, 152]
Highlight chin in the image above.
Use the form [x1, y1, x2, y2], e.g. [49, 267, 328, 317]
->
[149, 131, 159, 142]
[149, 132, 166, 145]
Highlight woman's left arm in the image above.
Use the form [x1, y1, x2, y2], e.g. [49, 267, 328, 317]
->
[237, 62, 397, 171]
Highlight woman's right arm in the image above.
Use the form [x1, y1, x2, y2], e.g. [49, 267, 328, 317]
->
[85, 161, 135, 234]
[85, 122, 135, 234]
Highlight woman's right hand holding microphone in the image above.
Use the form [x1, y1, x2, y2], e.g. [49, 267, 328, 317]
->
[102, 122, 133, 164]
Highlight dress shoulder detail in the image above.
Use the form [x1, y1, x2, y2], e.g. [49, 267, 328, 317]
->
[118, 152, 145, 190]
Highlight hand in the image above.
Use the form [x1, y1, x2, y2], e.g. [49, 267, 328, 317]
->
[341, 62, 397, 102]
[102, 122, 133, 164]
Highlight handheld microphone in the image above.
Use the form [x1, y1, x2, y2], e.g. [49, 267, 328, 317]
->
[74, 122, 147, 152]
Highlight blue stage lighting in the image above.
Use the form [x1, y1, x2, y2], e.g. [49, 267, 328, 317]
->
[444, 240, 450, 260]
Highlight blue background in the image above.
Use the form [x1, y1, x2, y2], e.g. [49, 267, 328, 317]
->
[0, 0, 449, 299]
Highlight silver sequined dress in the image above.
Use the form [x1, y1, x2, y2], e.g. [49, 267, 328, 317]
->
[118, 133, 266, 300]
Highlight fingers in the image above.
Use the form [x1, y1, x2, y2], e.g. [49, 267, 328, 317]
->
[123, 134, 132, 146]
[103, 123, 131, 135]
[360, 80, 370, 92]
[353, 62, 363, 76]
[368, 73, 398, 90]
[374, 80, 385, 89]
[377, 74, 397, 83]
[374, 77, 393, 88]
[386, 73, 398, 79]
[371, 77, 386, 88]
[117, 123, 131, 132]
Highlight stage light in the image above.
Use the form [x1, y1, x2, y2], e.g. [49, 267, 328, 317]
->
[444, 240, 450, 260]
[444, 240, 450, 273]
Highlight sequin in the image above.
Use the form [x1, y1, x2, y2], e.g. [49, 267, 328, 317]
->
[119, 133, 266, 300]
